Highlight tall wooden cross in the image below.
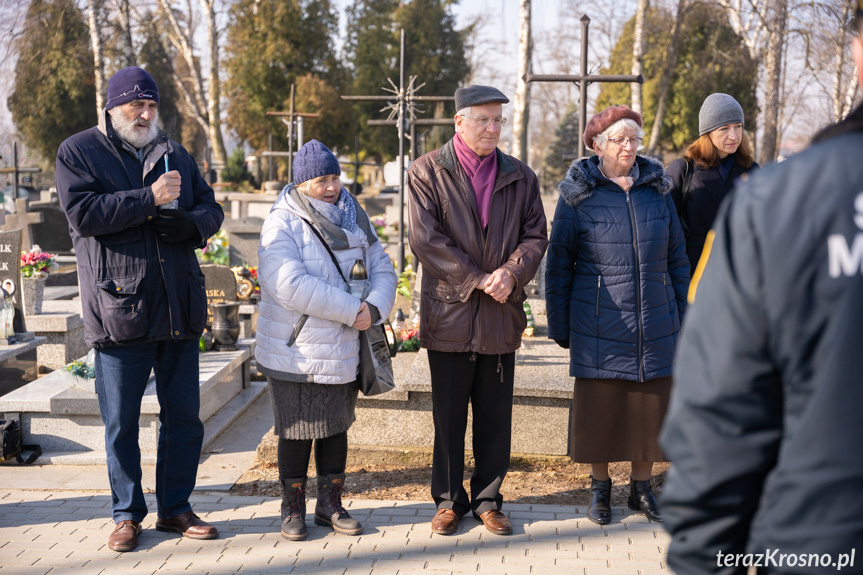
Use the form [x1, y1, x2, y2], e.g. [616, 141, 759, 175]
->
[265, 83, 320, 182]
[525, 14, 644, 159]
[341, 29, 455, 274]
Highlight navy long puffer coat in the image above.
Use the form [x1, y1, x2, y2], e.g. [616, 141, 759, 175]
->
[545, 155, 689, 382]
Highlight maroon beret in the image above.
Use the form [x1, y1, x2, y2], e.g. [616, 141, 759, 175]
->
[583, 105, 643, 151]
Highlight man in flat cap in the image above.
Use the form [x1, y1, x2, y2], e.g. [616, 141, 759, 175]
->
[55, 66, 224, 552]
[660, 1, 863, 572]
[407, 85, 548, 536]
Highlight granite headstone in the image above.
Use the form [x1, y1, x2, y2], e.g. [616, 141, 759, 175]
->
[201, 264, 237, 327]
[222, 217, 264, 268]
[0, 228, 29, 338]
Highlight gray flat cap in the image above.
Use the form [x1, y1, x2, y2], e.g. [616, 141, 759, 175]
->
[699, 93, 744, 136]
[454, 85, 509, 111]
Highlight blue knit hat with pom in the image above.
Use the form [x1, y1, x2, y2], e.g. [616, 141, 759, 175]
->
[292, 139, 341, 185]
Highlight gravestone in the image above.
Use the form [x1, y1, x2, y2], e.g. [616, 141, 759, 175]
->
[524, 253, 547, 316]
[0, 199, 43, 252]
[0, 229, 32, 341]
[201, 264, 237, 327]
[222, 217, 263, 268]
[28, 202, 73, 255]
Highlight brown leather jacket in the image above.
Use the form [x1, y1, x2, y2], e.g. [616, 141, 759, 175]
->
[407, 138, 548, 354]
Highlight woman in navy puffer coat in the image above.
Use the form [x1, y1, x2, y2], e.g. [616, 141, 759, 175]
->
[545, 105, 689, 526]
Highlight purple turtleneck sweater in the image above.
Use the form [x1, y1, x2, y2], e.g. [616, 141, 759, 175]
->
[453, 133, 498, 229]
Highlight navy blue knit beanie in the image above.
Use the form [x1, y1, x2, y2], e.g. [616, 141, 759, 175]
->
[293, 139, 341, 185]
[105, 67, 159, 111]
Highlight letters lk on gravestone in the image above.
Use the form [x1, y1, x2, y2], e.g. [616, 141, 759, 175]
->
[0, 229, 31, 339]
[200, 264, 238, 328]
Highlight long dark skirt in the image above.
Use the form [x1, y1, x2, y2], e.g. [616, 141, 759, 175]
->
[569, 376, 671, 463]
[267, 377, 360, 440]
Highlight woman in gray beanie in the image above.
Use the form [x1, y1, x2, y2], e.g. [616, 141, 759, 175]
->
[255, 139, 397, 541]
[667, 93, 758, 274]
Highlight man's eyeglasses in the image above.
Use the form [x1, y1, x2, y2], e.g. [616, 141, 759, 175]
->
[608, 137, 643, 148]
[462, 115, 508, 127]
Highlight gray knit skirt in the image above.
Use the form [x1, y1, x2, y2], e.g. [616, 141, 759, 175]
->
[267, 377, 360, 440]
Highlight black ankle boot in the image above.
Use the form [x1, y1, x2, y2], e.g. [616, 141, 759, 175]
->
[627, 477, 662, 522]
[280, 477, 307, 540]
[314, 473, 363, 535]
[587, 476, 612, 525]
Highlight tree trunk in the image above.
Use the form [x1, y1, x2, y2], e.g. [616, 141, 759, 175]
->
[87, 0, 105, 117]
[157, 0, 226, 177]
[511, 0, 531, 161]
[200, 0, 227, 179]
[647, 0, 686, 154]
[631, 0, 648, 114]
[112, 0, 136, 67]
[760, 0, 787, 164]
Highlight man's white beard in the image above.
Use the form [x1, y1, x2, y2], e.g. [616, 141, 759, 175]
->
[110, 110, 161, 149]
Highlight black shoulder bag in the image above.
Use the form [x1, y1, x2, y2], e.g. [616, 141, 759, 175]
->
[678, 158, 695, 238]
[0, 419, 41, 464]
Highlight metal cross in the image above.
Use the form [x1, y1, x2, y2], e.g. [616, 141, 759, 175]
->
[525, 14, 644, 159]
[340, 29, 455, 274]
[265, 83, 320, 182]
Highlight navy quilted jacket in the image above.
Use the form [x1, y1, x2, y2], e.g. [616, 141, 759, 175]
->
[545, 155, 689, 381]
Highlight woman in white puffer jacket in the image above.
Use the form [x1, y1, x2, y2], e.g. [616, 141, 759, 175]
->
[255, 140, 396, 542]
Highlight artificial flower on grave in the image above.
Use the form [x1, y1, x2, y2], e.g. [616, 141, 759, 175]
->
[198, 229, 228, 265]
[20, 245, 57, 279]
[398, 328, 421, 352]
[370, 214, 389, 242]
[231, 265, 260, 299]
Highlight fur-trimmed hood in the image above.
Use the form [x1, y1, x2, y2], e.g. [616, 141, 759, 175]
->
[558, 154, 671, 207]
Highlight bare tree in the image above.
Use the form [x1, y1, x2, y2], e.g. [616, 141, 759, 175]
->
[156, 0, 227, 177]
[86, 0, 106, 115]
[109, 0, 136, 67]
[646, 0, 688, 154]
[760, 0, 788, 163]
[511, 0, 531, 161]
[631, 0, 648, 114]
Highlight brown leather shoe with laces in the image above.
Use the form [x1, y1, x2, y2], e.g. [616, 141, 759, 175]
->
[476, 509, 512, 535]
[155, 511, 218, 539]
[431, 508, 462, 535]
[108, 520, 142, 552]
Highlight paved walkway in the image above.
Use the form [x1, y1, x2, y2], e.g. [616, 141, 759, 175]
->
[0, 491, 670, 575]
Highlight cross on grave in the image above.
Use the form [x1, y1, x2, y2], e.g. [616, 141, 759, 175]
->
[340, 29, 456, 274]
[525, 14, 644, 159]
[0, 141, 43, 204]
[265, 83, 321, 182]
[0, 199, 44, 252]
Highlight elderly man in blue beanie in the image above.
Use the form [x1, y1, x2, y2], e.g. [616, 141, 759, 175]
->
[407, 86, 548, 536]
[55, 66, 224, 552]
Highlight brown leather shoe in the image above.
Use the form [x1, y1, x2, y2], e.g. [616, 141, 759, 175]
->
[430, 508, 462, 535]
[108, 520, 142, 552]
[477, 509, 512, 535]
[155, 511, 218, 540]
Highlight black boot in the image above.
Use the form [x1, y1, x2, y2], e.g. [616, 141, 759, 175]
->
[627, 477, 662, 522]
[280, 477, 307, 540]
[314, 473, 363, 535]
[587, 476, 612, 525]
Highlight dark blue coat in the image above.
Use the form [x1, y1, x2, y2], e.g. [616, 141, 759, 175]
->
[667, 156, 759, 272]
[660, 105, 863, 574]
[56, 113, 224, 348]
[545, 155, 689, 381]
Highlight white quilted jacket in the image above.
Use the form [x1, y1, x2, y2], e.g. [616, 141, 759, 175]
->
[255, 187, 397, 384]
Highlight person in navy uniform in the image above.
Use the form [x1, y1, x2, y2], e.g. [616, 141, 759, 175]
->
[660, 2, 863, 572]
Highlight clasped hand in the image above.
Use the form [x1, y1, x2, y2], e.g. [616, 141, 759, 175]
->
[353, 301, 372, 331]
[482, 268, 515, 303]
[152, 170, 181, 206]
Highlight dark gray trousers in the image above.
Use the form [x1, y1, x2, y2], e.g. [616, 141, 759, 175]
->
[428, 350, 515, 516]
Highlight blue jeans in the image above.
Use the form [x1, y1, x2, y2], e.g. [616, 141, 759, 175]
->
[94, 339, 203, 523]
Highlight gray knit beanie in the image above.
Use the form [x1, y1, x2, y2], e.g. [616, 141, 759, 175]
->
[699, 93, 744, 136]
